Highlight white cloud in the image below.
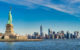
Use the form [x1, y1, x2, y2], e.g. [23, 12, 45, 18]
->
[0, 0, 80, 16]
[70, 0, 80, 3]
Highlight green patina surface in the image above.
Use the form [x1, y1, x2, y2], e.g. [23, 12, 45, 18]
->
[8, 10, 12, 24]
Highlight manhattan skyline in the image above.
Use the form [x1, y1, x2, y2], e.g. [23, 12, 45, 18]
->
[0, 0, 80, 35]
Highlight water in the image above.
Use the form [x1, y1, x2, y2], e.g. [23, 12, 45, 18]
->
[0, 39, 80, 50]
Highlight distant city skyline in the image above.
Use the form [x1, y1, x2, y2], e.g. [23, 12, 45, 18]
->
[0, 0, 80, 35]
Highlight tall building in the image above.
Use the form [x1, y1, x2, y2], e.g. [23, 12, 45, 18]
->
[66, 31, 70, 39]
[60, 31, 65, 39]
[70, 33, 73, 39]
[48, 28, 53, 35]
[40, 25, 44, 37]
[74, 31, 79, 38]
[45, 34, 49, 39]
[48, 28, 53, 39]
[5, 8, 15, 36]
[53, 31, 55, 34]
[34, 32, 39, 36]
[33, 32, 39, 39]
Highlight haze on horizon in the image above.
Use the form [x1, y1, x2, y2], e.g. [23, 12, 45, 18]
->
[0, 0, 80, 35]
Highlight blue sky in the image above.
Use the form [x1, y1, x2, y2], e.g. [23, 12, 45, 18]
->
[0, 0, 80, 35]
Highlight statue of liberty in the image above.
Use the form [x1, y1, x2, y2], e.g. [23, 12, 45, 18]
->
[5, 7, 15, 36]
[8, 7, 12, 24]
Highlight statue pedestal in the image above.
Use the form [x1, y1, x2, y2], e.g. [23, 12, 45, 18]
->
[5, 24, 15, 36]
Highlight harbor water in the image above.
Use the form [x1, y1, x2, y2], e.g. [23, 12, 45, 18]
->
[0, 39, 80, 50]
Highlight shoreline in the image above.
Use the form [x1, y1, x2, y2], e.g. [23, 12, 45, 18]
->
[0, 39, 42, 42]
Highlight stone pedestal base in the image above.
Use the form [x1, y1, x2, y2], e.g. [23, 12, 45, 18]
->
[5, 24, 15, 36]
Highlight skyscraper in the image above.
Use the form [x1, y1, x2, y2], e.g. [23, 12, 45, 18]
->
[40, 25, 44, 37]
[48, 28, 53, 35]
[74, 31, 79, 38]
[66, 31, 70, 39]
[48, 28, 53, 39]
